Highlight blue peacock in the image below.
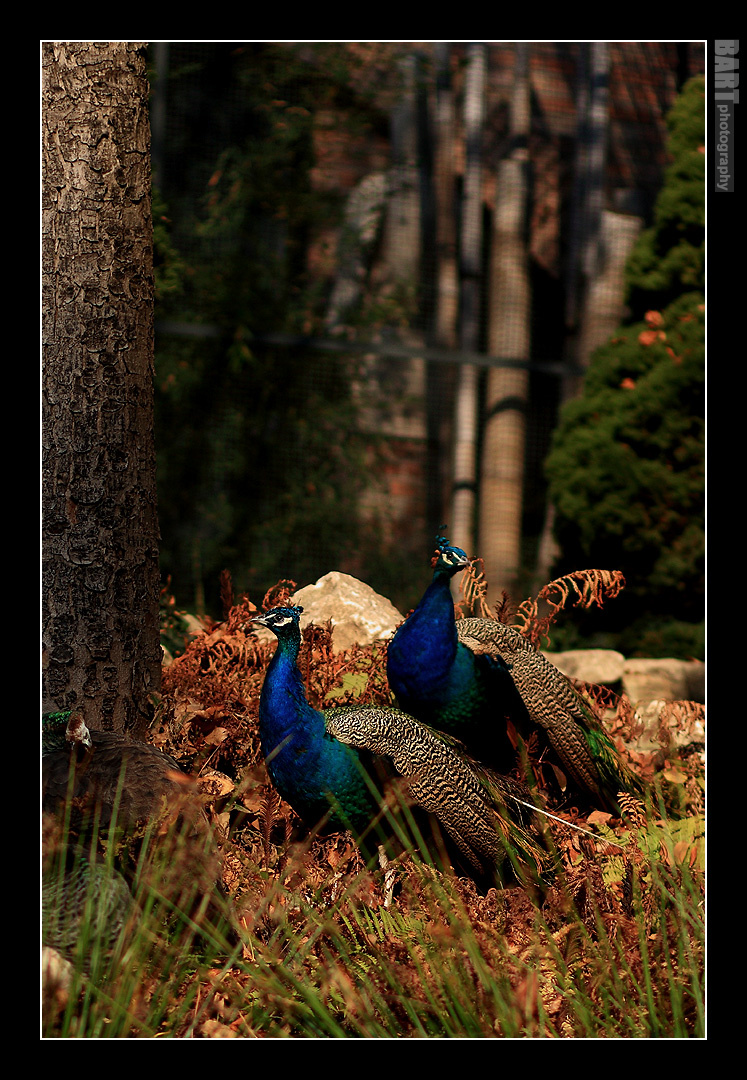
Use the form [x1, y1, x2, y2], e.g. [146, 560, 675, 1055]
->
[386, 535, 523, 772]
[252, 604, 550, 885]
[387, 534, 643, 812]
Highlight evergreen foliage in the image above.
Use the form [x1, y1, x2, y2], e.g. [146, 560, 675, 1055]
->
[625, 76, 705, 318]
[546, 78, 705, 658]
[151, 45, 390, 613]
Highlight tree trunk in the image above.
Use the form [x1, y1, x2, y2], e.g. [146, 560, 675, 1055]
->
[534, 43, 617, 589]
[42, 42, 161, 738]
[449, 43, 487, 567]
[428, 43, 459, 534]
[564, 41, 611, 398]
[478, 43, 532, 603]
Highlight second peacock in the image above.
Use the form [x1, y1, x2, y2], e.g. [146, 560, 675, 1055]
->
[387, 534, 643, 813]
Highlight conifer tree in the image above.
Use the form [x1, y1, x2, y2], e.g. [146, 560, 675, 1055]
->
[545, 77, 705, 658]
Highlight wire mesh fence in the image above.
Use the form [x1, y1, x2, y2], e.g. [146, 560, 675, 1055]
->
[150, 41, 704, 616]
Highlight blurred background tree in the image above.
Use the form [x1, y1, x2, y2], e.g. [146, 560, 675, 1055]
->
[152, 44, 396, 615]
[624, 77, 706, 318]
[545, 77, 705, 658]
[149, 44, 704, 658]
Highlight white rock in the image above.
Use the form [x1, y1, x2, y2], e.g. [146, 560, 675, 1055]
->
[292, 572, 404, 652]
[542, 648, 625, 686]
[622, 658, 705, 704]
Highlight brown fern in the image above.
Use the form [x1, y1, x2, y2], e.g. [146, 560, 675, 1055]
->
[616, 792, 647, 830]
[301, 620, 337, 706]
[261, 579, 298, 611]
[456, 558, 491, 619]
[457, 564, 625, 650]
[515, 570, 626, 648]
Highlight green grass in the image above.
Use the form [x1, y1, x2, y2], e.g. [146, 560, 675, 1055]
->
[42, 789, 705, 1039]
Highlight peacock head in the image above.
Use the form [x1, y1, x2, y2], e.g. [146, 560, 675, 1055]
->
[42, 708, 93, 752]
[432, 533, 471, 576]
[251, 605, 304, 637]
[65, 709, 93, 750]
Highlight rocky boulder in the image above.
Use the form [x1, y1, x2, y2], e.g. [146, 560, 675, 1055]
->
[622, 657, 705, 705]
[542, 649, 625, 687]
[290, 571, 403, 653]
[543, 649, 704, 705]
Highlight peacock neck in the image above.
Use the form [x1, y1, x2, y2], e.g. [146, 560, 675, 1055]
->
[260, 628, 322, 739]
[258, 623, 374, 833]
[387, 568, 459, 695]
[414, 569, 460, 645]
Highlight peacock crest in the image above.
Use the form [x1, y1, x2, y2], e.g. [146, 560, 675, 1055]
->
[431, 531, 470, 571]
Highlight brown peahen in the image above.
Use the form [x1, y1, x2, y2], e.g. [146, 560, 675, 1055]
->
[42, 709, 231, 952]
[42, 709, 192, 830]
[42, 843, 137, 964]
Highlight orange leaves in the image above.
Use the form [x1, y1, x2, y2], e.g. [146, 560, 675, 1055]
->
[638, 310, 667, 347]
[638, 328, 666, 346]
[637, 310, 683, 363]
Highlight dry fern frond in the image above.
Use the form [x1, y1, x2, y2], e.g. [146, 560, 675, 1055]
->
[493, 591, 517, 624]
[656, 701, 705, 748]
[262, 579, 297, 611]
[515, 570, 626, 647]
[301, 619, 337, 705]
[261, 788, 283, 869]
[458, 558, 492, 619]
[616, 792, 647, 829]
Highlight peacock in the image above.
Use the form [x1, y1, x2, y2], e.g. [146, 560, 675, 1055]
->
[42, 708, 191, 830]
[387, 535, 643, 813]
[42, 847, 137, 963]
[386, 535, 523, 772]
[42, 709, 230, 946]
[252, 604, 550, 886]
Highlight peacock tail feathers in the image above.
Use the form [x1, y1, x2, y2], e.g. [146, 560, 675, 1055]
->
[42, 853, 137, 962]
[457, 615, 643, 809]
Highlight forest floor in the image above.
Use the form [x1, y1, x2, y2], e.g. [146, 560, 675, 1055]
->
[44, 589, 705, 1038]
[146, 593, 705, 1037]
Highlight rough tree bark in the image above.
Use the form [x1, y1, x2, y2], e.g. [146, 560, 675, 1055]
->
[42, 42, 161, 738]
